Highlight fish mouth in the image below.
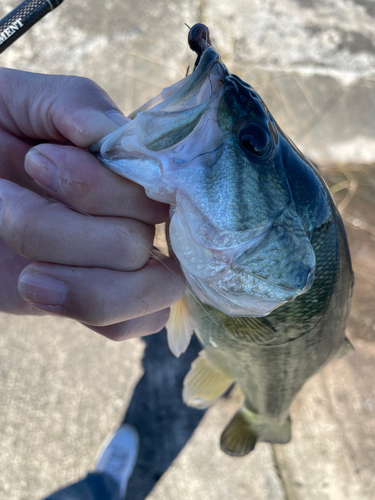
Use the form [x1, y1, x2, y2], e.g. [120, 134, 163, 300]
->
[89, 45, 229, 207]
[170, 198, 316, 317]
[91, 45, 226, 157]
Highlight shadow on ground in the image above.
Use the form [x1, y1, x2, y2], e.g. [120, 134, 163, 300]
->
[123, 330, 204, 500]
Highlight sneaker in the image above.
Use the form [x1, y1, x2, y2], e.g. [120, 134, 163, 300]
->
[96, 424, 139, 499]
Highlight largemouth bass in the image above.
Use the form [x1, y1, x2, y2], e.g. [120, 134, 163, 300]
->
[91, 24, 353, 456]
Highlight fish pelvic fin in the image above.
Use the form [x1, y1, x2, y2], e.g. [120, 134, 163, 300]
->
[220, 408, 291, 457]
[183, 351, 233, 409]
[166, 297, 194, 358]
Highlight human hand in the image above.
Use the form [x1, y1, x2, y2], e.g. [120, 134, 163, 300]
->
[0, 68, 185, 339]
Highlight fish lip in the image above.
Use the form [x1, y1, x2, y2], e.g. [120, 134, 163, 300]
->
[91, 48, 225, 155]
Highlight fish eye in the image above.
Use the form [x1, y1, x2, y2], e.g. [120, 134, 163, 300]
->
[239, 124, 270, 157]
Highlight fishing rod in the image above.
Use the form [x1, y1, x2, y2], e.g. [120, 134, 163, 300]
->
[0, 0, 65, 54]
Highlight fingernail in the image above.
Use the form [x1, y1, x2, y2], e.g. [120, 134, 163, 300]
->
[25, 150, 60, 193]
[18, 273, 67, 306]
[106, 110, 130, 127]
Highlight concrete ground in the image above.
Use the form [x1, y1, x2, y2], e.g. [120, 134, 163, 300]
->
[0, 0, 375, 499]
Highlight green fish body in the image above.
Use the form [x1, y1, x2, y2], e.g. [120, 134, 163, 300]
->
[91, 26, 353, 456]
[181, 173, 353, 454]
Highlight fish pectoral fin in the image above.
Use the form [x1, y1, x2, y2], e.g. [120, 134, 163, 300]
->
[166, 297, 194, 358]
[335, 337, 355, 359]
[220, 408, 291, 457]
[182, 351, 233, 409]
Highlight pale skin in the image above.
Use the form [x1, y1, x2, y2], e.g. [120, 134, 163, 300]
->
[0, 68, 185, 340]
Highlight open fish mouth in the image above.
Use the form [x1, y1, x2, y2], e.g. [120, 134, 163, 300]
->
[90, 45, 229, 205]
[91, 27, 316, 318]
[170, 199, 316, 317]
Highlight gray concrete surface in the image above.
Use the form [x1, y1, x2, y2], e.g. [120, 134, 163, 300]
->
[2, 0, 375, 163]
[1, 0, 375, 499]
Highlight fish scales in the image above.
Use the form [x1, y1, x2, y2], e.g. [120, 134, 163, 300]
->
[91, 23, 353, 456]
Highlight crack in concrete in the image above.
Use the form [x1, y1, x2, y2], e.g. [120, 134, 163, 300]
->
[272, 445, 292, 500]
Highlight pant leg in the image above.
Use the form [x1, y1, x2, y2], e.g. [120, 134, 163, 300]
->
[44, 472, 121, 500]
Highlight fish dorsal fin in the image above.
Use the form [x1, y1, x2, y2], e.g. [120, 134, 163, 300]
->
[335, 337, 355, 360]
[183, 351, 233, 409]
[216, 313, 277, 345]
[166, 297, 194, 358]
[220, 408, 291, 457]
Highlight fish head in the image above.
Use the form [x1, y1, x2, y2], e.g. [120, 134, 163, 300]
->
[169, 69, 316, 316]
[91, 47, 316, 317]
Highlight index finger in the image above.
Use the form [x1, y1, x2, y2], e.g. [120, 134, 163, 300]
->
[0, 68, 127, 146]
[25, 143, 169, 223]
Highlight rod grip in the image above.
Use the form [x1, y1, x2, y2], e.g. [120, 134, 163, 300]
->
[0, 0, 64, 54]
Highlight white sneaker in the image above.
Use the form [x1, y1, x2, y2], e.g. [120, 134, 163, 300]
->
[96, 424, 139, 499]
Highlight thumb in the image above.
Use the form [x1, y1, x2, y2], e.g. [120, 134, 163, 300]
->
[0, 68, 129, 148]
[57, 106, 130, 148]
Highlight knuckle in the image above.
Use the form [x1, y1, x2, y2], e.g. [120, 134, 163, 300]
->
[54, 148, 102, 209]
[148, 308, 171, 333]
[2, 202, 34, 257]
[103, 308, 170, 341]
[83, 303, 111, 327]
[116, 223, 155, 270]
[63, 76, 113, 112]
[48, 76, 109, 139]
[1, 189, 61, 260]
[152, 255, 186, 299]
[66, 76, 100, 96]
[79, 288, 115, 327]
